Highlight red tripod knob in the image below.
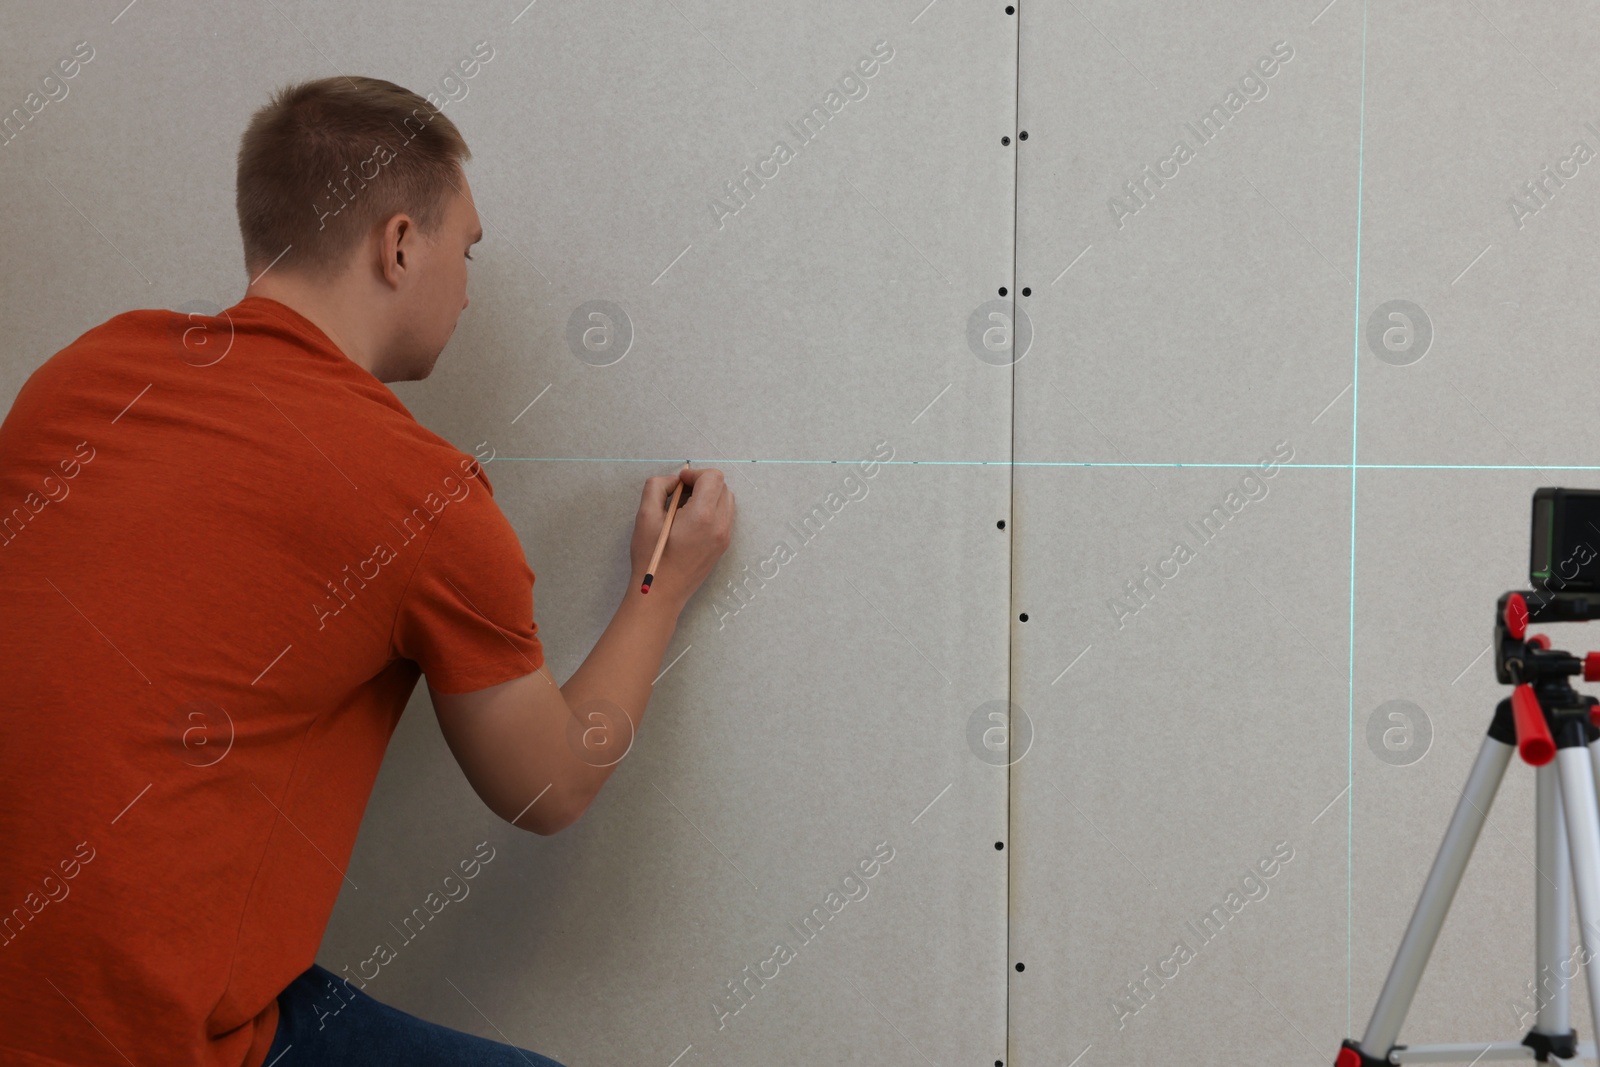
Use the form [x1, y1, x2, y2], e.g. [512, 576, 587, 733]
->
[1586, 652, 1600, 682]
[1506, 593, 1529, 639]
[1512, 684, 1556, 766]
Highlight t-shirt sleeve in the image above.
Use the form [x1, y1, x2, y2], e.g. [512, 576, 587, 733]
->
[390, 476, 545, 695]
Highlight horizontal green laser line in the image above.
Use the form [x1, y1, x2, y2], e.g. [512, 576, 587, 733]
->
[485, 457, 1600, 471]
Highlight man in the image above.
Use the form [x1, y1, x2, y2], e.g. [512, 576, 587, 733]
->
[0, 74, 733, 1066]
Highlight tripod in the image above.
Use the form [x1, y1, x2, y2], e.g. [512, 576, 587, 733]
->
[1338, 591, 1600, 1065]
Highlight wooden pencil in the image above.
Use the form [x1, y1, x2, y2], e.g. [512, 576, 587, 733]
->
[641, 463, 690, 594]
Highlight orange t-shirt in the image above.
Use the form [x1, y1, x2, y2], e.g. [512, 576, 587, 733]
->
[0, 296, 545, 1067]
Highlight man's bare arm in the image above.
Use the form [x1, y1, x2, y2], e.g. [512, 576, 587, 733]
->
[431, 468, 733, 834]
[431, 583, 680, 834]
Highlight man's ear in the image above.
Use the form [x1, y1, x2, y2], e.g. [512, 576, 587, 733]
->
[379, 214, 413, 289]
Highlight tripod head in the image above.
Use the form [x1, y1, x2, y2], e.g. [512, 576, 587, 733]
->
[1496, 589, 1600, 766]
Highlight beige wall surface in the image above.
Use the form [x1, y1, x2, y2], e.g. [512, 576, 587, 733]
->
[1009, 1, 1600, 1064]
[2, 2, 1010, 1065]
[7, 0, 1598, 1065]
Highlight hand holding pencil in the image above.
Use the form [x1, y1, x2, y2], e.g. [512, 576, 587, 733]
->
[641, 463, 690, 594]
[628, 463, 734, 608]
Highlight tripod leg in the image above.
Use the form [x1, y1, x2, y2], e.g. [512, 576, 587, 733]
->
[1555, 742, 1600, 1036]
[1534, 763, 1573, 1037]
[1356, 732, 1514, 1055]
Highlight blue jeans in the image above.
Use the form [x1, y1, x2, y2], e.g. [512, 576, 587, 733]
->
[262, 964, 566, 1066]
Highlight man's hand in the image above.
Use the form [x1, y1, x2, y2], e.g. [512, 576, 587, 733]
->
[433, 466, 735, 835]
[629, 466, 734, 610]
